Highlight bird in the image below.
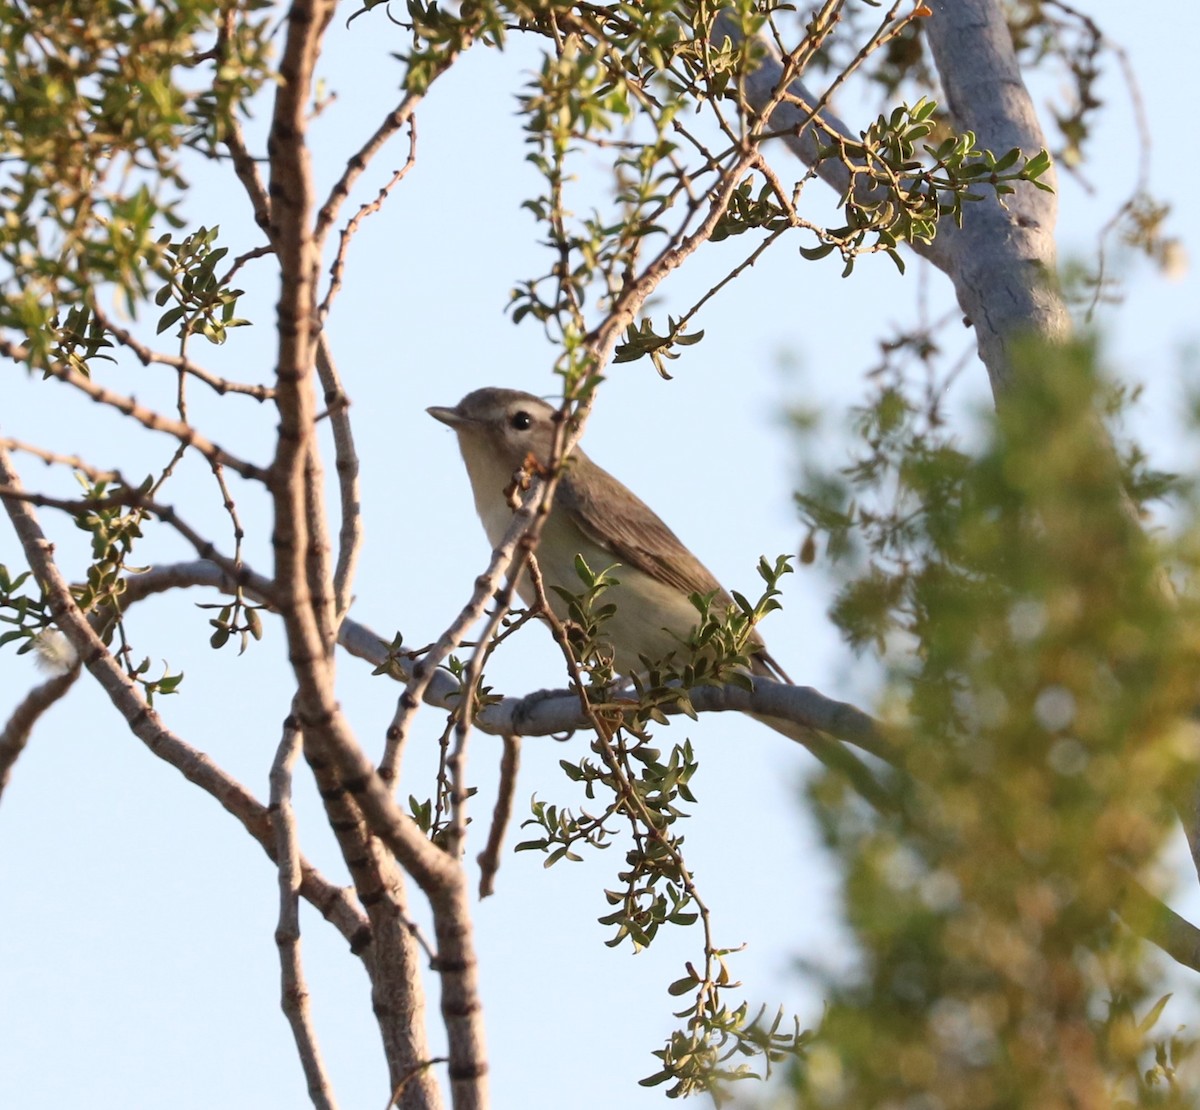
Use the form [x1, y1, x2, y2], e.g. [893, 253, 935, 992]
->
[427, 387, 880, 791]
[427, 388, 788, 679]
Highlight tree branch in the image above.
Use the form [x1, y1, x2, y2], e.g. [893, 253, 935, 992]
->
[91, 302, 274, 402]
[266, 6, 482, 1105]
[115, 558, 895, 759]
[0, 450, 368, 951]
[0, 664, 80, 803]
[270, 720, 340, 1110]
[104, 557, 1200, 977]
[921, 0, 1070, 390]
[714, 0, 1070, 396]
[314, 338, 361, 623]
[477, 735, 520, 899]
[0, 335, 268, 482]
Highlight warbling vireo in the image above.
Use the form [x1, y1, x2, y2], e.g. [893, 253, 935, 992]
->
[425, 387, 822, 733]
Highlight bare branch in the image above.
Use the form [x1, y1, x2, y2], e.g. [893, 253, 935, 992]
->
[0, 665, 80, 803]
[0, 438, 119, 482]
[0, 450, 367, 950]
[319, 120, 418, 321]
[315, 89, 427, 241]
[314, 338, 361, 622]
[1111, 862, 1200, 976]
[0, 335, 268, 482]
[265, 5, 484, 1103]
[271, 720, 340, 1110]
[380, 473, 552, 785]
[387, 1059, 451, 1110]
[92, 302, 275, 402]
[224, 116, 272, 235]
[219, 243, 277, 288]
[477, 735, 520, 899]
[314, 4, 478, 250]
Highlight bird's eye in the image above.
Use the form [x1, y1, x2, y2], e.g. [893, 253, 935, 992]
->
[509, 410, 533, 431]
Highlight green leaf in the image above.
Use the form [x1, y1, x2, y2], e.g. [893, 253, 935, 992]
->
[799, 241, 836, 261]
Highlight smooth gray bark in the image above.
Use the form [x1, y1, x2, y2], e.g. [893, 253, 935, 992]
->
[717, 0, 1070, 396]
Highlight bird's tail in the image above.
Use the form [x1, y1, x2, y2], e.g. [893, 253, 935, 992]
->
[747, 655, 896, 810]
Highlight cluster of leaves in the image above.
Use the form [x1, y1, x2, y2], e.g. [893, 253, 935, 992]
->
[1116, 193, 1186, 283]
[187, 0, 274, 151]
[67, 475, 147, 615]
[627, 554, 792, 728]
[0, 1, 271, 365]
[613, 315, 704, 379]
[153, 225, 250, 346]
[801, 0, 1110, 171]
[0, 564, 53, 655]
[0, 473, 183, 701]
[792, 99, 1050, 276]
[386, 0, 507, 94]
[519, 718, 812, 1101]
[1007, 0, 1106, 170]
[505, 3, 811, 387]
[198, 595, 264, 653]
[500, 1, 1057, 392]
[516, 550, 809, 1097]
[511, 22, 668, 389]
[797, 0, 1178, 287]
[68, 474, 185, 702]
[546, 554, 625, 690]
[708, 105, 1053, 284]
[48, 305, 116, 378]
[645, 994, 812, 1102]
[790, 339, 1200, 1106]
[799, 2, 935, 103]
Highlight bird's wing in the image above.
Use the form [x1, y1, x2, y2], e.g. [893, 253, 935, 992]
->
[557, 457, 784, 658]
[751, 648, 792, 684]
[556, 456, 727, 599]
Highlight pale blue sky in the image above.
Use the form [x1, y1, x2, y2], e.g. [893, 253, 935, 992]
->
[2, 5, 1198, 1108]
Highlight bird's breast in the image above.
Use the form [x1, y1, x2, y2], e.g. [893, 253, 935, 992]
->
[508, 503, 700, 673]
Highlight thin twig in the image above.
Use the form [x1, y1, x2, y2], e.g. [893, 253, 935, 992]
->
[315, 23, 474, 248]
[224, 114, 272, 234]
[1045, 0, 1155, 321]
[0, 482, 271, 605]
[385, 1058, 450, 1110]
[0, 335, 268, 482]
[218, 243, 276, 288]
[380, 470, 552, 785]
[522, 544, 733, 1028]
[0, 452, 368, 949]
[271, 719, 340, 1110]
[443, 556, 534, 860]
[319, 120, 418, 321]
[0, 438, 119, 482]
[314, 338, 361, 622]
[92, 302, 274, 402]
[477, 735, 521, 899]
[0, 665, 80, 803]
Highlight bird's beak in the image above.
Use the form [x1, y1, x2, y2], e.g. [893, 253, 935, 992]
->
[427, 404, 467, 428]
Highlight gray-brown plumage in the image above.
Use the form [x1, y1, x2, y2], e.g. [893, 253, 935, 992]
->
[429, 388, 895, 804]
[428, 388, 788, 680]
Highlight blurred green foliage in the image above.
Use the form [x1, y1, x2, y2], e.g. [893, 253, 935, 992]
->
[789, 339, 1200, 1107]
